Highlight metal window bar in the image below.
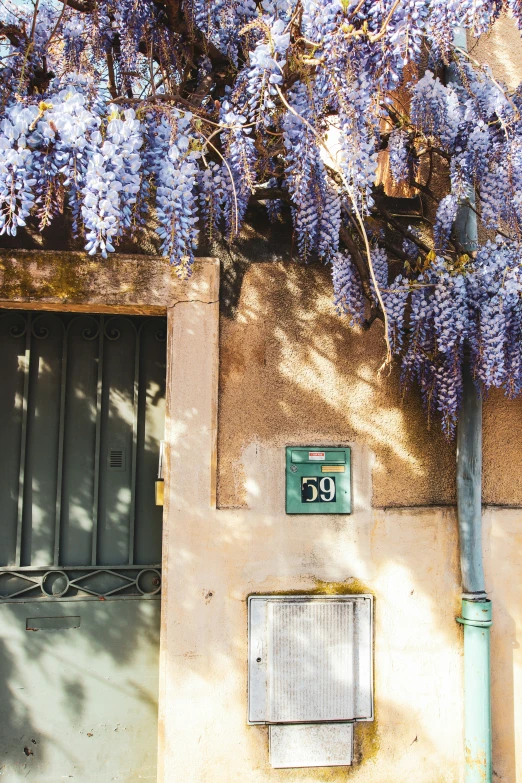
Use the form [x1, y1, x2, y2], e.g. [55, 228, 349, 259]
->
[128, 319, 141, 566]
[91, 314, 104, 567]
[54, 317, 67, 567]
[15, 313, 31, 567]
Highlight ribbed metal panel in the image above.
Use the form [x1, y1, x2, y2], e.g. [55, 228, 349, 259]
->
[248, 595, 373, 725]
[268, 600, 354, 722]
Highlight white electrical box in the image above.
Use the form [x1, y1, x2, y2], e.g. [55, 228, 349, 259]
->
[248, 595, 373, 726]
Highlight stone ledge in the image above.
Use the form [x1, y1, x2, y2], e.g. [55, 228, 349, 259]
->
[0, 250, 219, 314]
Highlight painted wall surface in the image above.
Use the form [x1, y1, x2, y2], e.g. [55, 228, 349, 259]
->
[470, 14, 522, 91]
[218, 263, 522, 509]
[157, 16, 522, 782]
[159, 253, 522, 782]
[485, 509, 522, 783]
[162, 438, 465, 782]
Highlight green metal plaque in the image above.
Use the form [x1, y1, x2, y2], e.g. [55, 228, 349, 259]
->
[285, 447, 352, 514]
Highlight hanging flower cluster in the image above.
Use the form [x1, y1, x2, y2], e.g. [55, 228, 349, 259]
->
[332, 251, 366, 326]
[243, 18, 290, 126]
[379, 241, 522, 437]
[388, 129, 409, 184]
[82, 105, 143, 257]
[282, 82, 341, 262]
[152, 113, 201, 275]
[2, 0, 522, 430]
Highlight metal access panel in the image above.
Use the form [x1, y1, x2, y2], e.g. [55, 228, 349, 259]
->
[248, 595, 373, 725]
[269, 723, 354, 768]
[0, 310, 166, 782]
[286, 447, 352, 514]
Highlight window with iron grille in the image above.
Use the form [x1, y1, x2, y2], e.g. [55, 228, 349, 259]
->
[0, 310, 166, 601]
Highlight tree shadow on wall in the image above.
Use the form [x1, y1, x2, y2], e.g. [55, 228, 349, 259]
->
[205, 257, 521, 781]
[216, 260, 458, 510]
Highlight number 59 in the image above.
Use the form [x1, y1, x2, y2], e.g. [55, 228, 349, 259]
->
[302, 476, 336, 502]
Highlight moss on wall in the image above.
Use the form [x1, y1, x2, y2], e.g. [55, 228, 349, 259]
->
[0, 252, 91, 301]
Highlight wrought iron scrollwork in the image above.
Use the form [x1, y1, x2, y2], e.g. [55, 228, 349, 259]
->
[8, 322, 27, 338]
[31, 313, 65, 340]
[0, 312, 28, 338]
[79, 318, 100, 341]
[104, 315, 127, 341]
[0, 566, 162, 601]
[32, 322, 50, 340]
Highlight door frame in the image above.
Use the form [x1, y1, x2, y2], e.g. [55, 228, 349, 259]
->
[0, 251, 221, 782]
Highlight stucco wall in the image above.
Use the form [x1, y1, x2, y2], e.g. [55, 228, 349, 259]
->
[470, 14, 522, 91]
[163, 409, 466, 782]
[217, 263, 522, 508]
[161, 486, 521, 783]
[160, 15, 522, 783]
[485, 508, 522, 782]
[158, 260, 521, 783]
[164, 448, 522, 782]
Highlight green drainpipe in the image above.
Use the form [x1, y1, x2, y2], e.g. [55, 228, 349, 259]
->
[448, 27, 493, 783]
[456, 367, 492, 783]
[447, 28, 493, 783]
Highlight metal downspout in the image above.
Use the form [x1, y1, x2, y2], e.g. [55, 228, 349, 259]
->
[456, 366, 492, 783]
[448, 27, 493, 783]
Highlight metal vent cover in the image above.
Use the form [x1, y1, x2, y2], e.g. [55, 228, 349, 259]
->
[248, 595, 373, 725]
[108, 448, 125, 471]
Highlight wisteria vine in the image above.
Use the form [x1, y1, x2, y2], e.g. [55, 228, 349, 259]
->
[2, 0, 522, 433]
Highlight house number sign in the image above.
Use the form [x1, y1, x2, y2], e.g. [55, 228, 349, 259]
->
[285, 447, 352, 515]
[301, 476, 336, 503]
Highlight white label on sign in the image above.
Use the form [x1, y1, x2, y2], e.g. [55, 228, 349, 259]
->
[309, 452, 325, 460]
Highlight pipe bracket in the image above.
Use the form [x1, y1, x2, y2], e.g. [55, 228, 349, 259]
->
[456, 616, 492, 628]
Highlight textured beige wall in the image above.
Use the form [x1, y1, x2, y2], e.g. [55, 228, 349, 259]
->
[485, 509, 522, 782]
[160, 16, 522, 783]
[162, 424, 522, 782]
[471, 14, 522, 90]
[159, 257, 522, 783]
[218, 263, 522, 508]
[163, 428, 466, 782]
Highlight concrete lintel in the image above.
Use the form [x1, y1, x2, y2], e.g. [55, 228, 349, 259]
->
[0, 250, 219, 313]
